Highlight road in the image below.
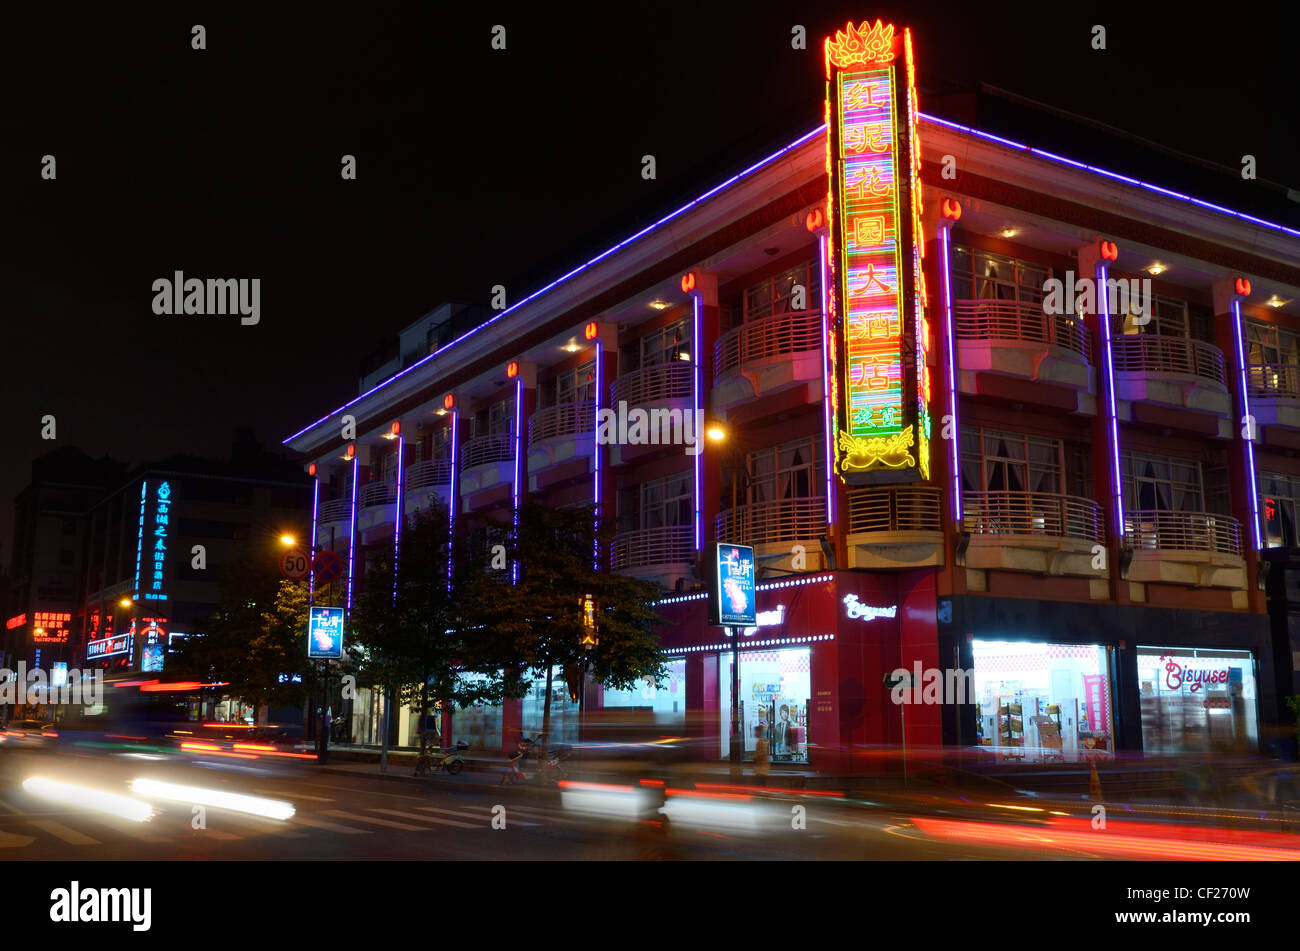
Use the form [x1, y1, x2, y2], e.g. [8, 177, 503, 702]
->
[1, 744, 1297, 860]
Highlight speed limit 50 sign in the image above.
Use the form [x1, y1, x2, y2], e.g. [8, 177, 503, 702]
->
[280, 548, 311, 580]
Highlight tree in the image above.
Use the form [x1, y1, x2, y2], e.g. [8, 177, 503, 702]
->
[491, 502, 667, 750]
[348, 506, 519, 753]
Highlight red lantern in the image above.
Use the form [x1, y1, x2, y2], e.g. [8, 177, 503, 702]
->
[346, 444, 355, 460]
[680, 272, 697, 294]
[805, 208, 825, 232]
[308, 463, 316, 477]
[584, 321, 598, 340]
[390, 420, 401, 437]
[1234, 276, 1252, 297]
[941, 198, 962, 221]
[507, 361, 519, 379]
[1100, 241, 1119, 261]
[443, 394, 454, 410]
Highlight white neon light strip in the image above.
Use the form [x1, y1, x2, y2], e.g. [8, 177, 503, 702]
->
[346, 455, 358, 612]
[938, 225, 961, 524]
[1096, 262, 1124, 538]
[1231, 297, 1262, 550]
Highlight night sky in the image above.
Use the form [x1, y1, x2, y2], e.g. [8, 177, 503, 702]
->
[2, 1, 1296, 562]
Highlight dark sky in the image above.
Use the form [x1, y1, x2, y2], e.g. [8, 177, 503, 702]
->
[2, 1, 1296, 564]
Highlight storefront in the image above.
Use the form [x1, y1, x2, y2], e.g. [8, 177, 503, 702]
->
[1136, 647, 1259, 753]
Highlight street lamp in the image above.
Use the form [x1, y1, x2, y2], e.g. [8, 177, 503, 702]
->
[280, 534, 296, 547]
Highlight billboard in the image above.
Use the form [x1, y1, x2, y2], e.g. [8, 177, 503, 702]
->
[708, 543, 756, 628]
[307, 606, 345, 660]
[824, 20, 931, 484]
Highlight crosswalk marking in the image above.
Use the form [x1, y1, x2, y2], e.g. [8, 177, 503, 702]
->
[0, 828, 35, 847]
[258, 790, 334, 802]
[367, 808, 477, 829]
[28, 819, 99, 845]
[291, 814, 371, 835]
[320, 810, 425, 832]
[417, 805, 540, 827]
[202, 830, 243, 841]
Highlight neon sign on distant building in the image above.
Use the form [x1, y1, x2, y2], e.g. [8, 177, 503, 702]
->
[824, 20, 930, 483]
[144, 481, 172, 602]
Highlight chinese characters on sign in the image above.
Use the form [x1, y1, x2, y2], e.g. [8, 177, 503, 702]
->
[145, 481, 171, 601]
[709, 543, 756, 628]
[824, 21, 930, 482]
[308, 606, 345, 660]
[31, 611, 72, 644]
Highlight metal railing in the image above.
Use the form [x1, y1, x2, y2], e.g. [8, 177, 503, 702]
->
[714, 497, 825, 546]
[610, 362, 694, 407]
[404, 458, 452, 491]
[1111, 334, 1226, 385]
[610, 525, 694, 571]
[714, 310, 823, 377]
[847, 485, 942, 534]
[954, 299, 1090, 360]
[359, 481, 396, 509]
[528, 400, 596, 442]
[1247, 363, 1300, 400]
[319, 498, 351, 523]
[962, 490, 1105, 544]
[1123, 509, 1241, 555]
[461, 433, 514, 469]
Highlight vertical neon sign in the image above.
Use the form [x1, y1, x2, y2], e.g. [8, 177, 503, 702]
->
[145, 481, 171, 602]
[818, 235, 836, 525]
[132, 481, 148, 602]
[824, 20, 930, 483]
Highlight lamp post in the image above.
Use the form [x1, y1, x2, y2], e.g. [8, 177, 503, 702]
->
[284, 535, 333, 762]
[705, 423, 749, 775]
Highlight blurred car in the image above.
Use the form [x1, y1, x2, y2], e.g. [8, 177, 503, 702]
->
[1, 719, 59, 747]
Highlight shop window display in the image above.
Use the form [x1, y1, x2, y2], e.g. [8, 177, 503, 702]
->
[521, 666, 579, 744]
[719, 648, 811, 763]
[971, 640, 1113, 762]
[1136, 647, 1258, 754]
[602, 658, 686, 720]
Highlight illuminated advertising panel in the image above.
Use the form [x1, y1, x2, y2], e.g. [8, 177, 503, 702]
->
[708, 543, 757, 628]
[823, 20, 930, 484]
[87, 634, 132, 660]
[308, 606, 345, 660]
[31, 611, 72, 644]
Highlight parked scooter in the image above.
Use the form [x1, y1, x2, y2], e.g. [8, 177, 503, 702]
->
[500, 737, 572, 785]
[414, 738, 469, 776]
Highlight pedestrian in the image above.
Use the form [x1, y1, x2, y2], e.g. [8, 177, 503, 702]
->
[753, 723, 770, 780]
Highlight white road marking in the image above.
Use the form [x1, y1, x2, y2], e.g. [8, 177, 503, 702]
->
[368, 808, 477, 829]
[291, 814, 371, 835]
[320, 810, 426, 831]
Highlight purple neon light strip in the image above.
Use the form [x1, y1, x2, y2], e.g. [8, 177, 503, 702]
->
[938, 225, 961, 524]
[309, 477, 319, 602]
[593, 342, 603, 569]
[1096, 263, 1125, 538]
[1231, 298, 1262, 550]
[346, 456, 358, 613]
[283, 126, 827, 446]
[919, 113, 1300, 239]
[447, 410, 458, 591]
[393, 434, 404, 604]
[818, 235, 835, 526]
[693, 295, 703, 551]
[512, 376, 523, 584]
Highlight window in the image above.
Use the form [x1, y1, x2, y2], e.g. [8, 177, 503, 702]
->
[1260, 472, 1300, 547]
[1247, 321, 1300, 367]
[1117, 294, 1211, 341]
[743, 261, 820, 321]
[960, 427, 1063, 495]
[748, 435, 825, 503]
[640, 473, 693, 529]
[1122, 452, 1204, 512]
[548, 362, 595, 407]
[473, 397, 515, 438]
[952, 246, 1050, 306]
[639, 319, 691, 368]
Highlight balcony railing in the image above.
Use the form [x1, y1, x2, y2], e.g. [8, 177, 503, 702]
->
[847, 485, 942, 534]
[955, 299, 1090, 360]
[962, 490, 1105, 544]
[359, 481, 396, 509]
[405, 458, 452, 491]
[714, 310, 823, 377]
[529, 400, 596, 443]
[1247, 363, 1300, 400]
[610, 362, 694, 407]
[715, 497, 825, 546]
[1123, 509, 1241, 555]
[319, 498, 351, 523]
[610, 525, 694, 571]
[461, 433, 514, 469]
[1111, 334, 1226, 385]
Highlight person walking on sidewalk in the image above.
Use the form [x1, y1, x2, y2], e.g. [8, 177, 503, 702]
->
[752, 724, 770, 780]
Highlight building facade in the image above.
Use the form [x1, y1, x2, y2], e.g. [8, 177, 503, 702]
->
[286, 23, 1300, 770]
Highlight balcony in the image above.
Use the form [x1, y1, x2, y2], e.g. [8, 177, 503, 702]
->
[460, 433, 515, 499]
[528, 400, 595, 490]
[608, 363, 695, 465]
[845, 485, 943, 569]
[1111, 335, 1230, 430]
[1122, 509, 1244, 589]
[714, 497, 827, 572]
[319, 498, 352, 527]
[404, 459, 452, 517]
[954, 299, 1093, 410]
[356, 480, 397, 534]
[610, 525, 694, 587]
[961, 490, 1106, 578]
[360, 481, 396, 508]
[1246, 364, 1300, 433]
[712, 310, 824, 412]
